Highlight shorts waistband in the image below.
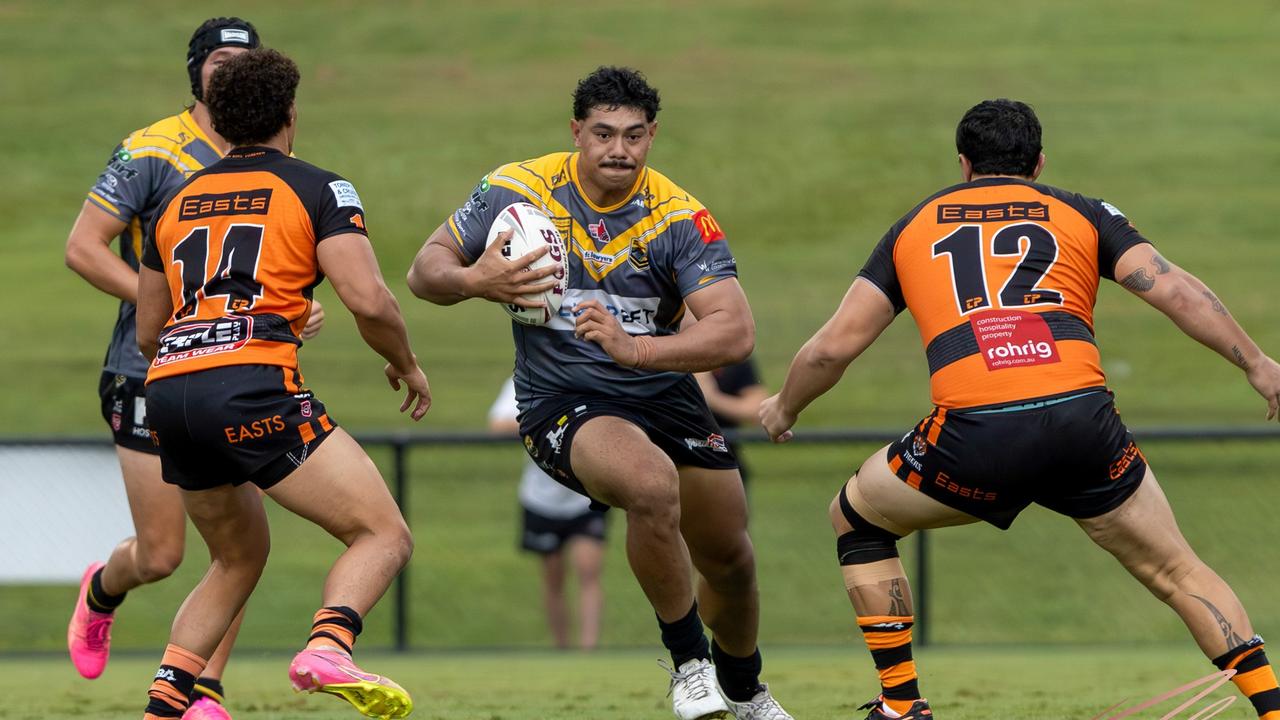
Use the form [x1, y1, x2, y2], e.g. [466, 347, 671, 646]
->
[963, 390, 1104, 415]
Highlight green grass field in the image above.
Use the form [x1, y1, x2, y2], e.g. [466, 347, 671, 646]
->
[4, 646, 1260, 719]
[4, 1, 1280, 717]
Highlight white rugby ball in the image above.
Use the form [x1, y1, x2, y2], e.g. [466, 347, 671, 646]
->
[484, 202, 568, 326]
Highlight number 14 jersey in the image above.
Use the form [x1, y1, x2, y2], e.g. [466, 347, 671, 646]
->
[141, 147, 367, 383]
[858, 177, 1150, 410]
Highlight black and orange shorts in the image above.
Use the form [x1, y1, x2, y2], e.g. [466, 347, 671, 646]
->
[145, 364, 336, 491]
[885, 389, 1146, 529]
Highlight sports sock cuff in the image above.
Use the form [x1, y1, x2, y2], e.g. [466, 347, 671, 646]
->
[191, 677, 225, 703]
[307, 605, 364, 654]
[1213, 635, 1266, 670]
[87, 567, 127, 613]
[711, 639, 763, 702]
[145, 644, 208, 718]
[657, 601, 710, 667]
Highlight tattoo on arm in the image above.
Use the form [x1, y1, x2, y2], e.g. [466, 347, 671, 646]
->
[1203, 290, 1229, 316]
[887, 578, 910, 616]
[1151, 254, 1172, 274]
[1191, 594, 1246, 648]
[1120, 268, 1155, 292]
[1232, 345, 1249, 369]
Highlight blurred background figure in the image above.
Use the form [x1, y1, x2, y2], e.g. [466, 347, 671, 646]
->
[488, 377, 607, 651]
[695, 358, 767, 485]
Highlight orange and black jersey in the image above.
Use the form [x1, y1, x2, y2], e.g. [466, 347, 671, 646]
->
[141, 147, 367, 383]
[858, 177, 1150, 410]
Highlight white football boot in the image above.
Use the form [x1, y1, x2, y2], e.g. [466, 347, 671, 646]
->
[720, 683, 794, 720]
[660, 658, 732, 719]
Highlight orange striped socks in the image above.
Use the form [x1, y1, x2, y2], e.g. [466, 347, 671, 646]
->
[143, 644, 207, 719]
[306, 605, 363, 654]
[1214, 636, 1280, 719]
[858, 615, 920, 716]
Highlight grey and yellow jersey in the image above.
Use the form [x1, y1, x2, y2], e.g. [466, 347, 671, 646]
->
[86, 110, 222, 378]
[447, 152, 738, 413]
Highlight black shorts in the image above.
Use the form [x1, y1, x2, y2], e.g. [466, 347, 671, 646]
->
[519, 375, 739, 507]
[885, 389, 1146, 530]
[145, 364, 335, 491]
[520, 507, 608, 555]
[99, 371, 159, 455]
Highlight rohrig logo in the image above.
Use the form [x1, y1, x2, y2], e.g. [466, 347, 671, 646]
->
[986, 340, 1055, 361]
[968, 309, 1060, 371]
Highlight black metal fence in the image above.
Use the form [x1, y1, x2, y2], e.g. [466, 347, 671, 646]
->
[5, 426, 1276, 650]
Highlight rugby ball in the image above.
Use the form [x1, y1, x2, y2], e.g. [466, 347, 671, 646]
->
[484, 202, 568, 326]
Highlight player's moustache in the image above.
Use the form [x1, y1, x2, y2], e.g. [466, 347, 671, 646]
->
[599, 159, 635, 169]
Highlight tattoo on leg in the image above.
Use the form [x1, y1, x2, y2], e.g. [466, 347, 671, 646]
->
[887, 579, 910, 616]
[1202, 290, 1228, 316]
[1191, 594, 1246, 648]
[1151, 254, 1172, 274]
[1120, 268, 1155, 292]
[1232, 345, 1249, 369]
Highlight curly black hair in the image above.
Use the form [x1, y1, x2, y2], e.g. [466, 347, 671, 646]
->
[572, 66, 661, 122]
[205, 48, 299, 147]
[955, 99, 1043, 177]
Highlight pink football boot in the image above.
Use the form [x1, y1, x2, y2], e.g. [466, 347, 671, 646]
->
[67, 562, 114, 679]
[289, 648, 412, 718]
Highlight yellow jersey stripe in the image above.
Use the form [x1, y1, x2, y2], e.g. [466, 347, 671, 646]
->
[87, 191, 121, 216]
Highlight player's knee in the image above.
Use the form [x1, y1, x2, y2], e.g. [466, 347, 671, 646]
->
[835, 489, 901, 566]
[136, 549, 183, 583]
[699, 537, 756, 591]
[387, 521, 414, 570]
[623, 470, 681, 523]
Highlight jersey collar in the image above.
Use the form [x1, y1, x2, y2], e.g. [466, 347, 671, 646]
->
[568, 151, 648, 214]
[180, 109, 222, 158]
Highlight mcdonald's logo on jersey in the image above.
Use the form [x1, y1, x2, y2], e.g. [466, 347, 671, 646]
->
[692, 209, 725, 243]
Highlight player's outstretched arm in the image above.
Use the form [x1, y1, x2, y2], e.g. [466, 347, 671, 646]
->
[1113, 243, 1280, 419]
[406, 222, 560, 307]
[65, 201, 136, 303]
[135, 266, 173, 362]
[574, 278, 754, 373]
[760, 278, 896, 442]
[319, 232, 431, 420]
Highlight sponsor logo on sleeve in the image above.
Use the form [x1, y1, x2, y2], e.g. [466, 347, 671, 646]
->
[1100, 201, 1125, 217]
[692, 209, 725, 243]
[695, 258, 735, 273]
[328, 180, 364, 210]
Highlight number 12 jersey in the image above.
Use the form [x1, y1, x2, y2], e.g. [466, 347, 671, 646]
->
[858, 177, 1150, 410]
